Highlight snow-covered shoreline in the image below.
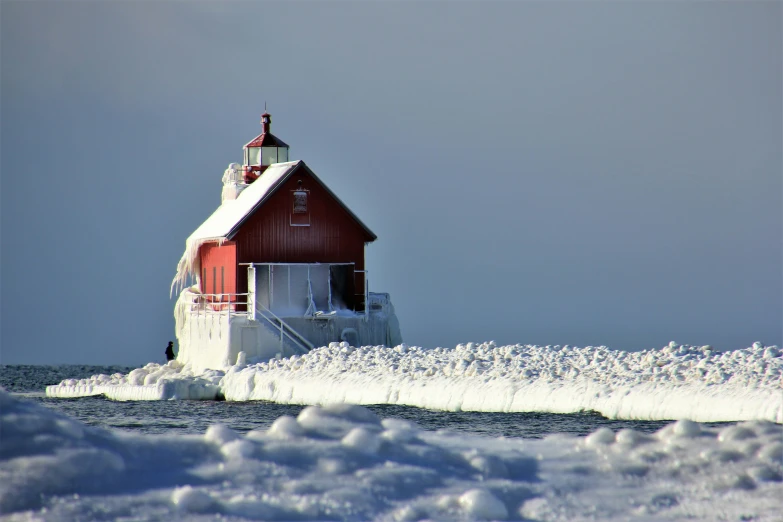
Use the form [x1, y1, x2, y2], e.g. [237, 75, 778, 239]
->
[5, 388, 783, 520]
[46, 341, 783, 423]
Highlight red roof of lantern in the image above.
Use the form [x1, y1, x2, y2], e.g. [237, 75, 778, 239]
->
[244, 112, 290, 148]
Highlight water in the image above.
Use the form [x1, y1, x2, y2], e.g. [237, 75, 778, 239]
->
[1, 365, 730, 438]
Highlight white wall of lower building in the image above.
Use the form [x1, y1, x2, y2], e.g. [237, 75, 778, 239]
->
[175, 311, 234, 372]
[175, 289, 295, 371]
[174, 287, 404, 372]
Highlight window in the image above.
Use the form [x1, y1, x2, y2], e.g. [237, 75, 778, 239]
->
[290, 188, 310, 226]
[212, 267, 217, 295]
[293, 191, 307, 213]
[246, 147, 260, 165]
[262, 147, 279, 165]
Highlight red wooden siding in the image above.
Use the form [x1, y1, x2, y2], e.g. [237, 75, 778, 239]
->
[233, 171, 369, 306]
[199, 242, 237, 297]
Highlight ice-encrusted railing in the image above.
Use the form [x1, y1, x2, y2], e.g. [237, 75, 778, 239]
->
[254, 301, 313, 356]
[184, 292, 249, 318]
[355, 270, 368, 320]
[179, 290, 312, 356]
[246, 263, 370, 319]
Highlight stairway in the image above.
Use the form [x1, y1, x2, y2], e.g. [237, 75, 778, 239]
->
[254, 305, 314, 357]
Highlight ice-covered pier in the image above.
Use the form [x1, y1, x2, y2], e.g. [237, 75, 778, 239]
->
[46, 341, 783, 423]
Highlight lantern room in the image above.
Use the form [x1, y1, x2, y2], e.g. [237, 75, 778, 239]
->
[243, 112, 290, 182]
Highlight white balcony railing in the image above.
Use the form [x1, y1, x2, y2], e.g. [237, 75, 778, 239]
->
[183, 291, 311, 356]
[183, 292, 249, 319]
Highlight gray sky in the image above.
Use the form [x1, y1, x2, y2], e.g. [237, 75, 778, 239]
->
[2, 1, 781, 365]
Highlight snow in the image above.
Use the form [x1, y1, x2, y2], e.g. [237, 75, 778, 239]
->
[45, 361, 223, 401]
[4, 389, 783, 521]
[217, 341, 782, 422]
[221, 162, 246, 202]
[46, 341, 782, 423]
[190, 161, 298, 242]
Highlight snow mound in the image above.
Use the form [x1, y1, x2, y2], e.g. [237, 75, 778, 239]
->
[45, 361, 223, 400]
[3, 389, 782, 521]
[222, 341, 783, 422]
[46, 341, 782, 422]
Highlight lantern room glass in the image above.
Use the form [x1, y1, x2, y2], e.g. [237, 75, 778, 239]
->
[262, 147, 281, 165]
[245, 147, 260, 165]
[246, 146, 289, 166]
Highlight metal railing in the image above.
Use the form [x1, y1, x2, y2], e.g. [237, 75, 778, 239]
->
[254, 300, 313, 356]
[355, 270, 369, 320]
[184, 291, 312, 356]
[246, 262, 369, 317]
[185, 293, 249, 320]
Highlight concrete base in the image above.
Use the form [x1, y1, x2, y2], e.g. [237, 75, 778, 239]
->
[174, 290, 403, 372]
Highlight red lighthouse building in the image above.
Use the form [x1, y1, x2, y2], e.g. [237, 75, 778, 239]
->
[172, 113, 402, 370]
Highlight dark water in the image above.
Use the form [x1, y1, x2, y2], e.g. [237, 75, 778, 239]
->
[1, 365, 731, 439]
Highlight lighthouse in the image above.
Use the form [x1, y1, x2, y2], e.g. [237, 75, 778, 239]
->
[172, 113, 402, 371]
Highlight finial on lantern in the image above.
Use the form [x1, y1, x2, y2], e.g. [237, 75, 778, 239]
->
[261, 111, 271, 134]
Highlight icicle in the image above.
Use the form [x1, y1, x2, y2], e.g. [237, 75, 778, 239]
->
[170, 237, 227, 297]
[173, 286, 201, 345]
[304, 266, 316, 316]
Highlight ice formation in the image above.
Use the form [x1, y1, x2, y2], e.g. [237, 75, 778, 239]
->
[46, 341, 782, 422]
[45, 361, 223, 401]
[3, 389, 783, 521]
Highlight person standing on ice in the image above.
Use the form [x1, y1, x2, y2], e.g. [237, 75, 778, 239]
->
[165, 341, 175, 362]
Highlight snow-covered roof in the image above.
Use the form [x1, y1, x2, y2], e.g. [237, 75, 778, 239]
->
[189, 160, 375, 243]
[188, 162, 296, 244]
[172, 160, 376, 293]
